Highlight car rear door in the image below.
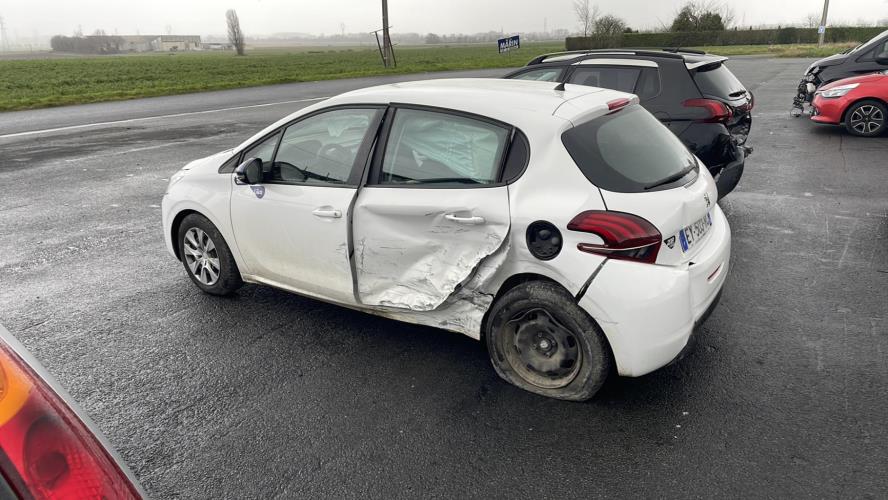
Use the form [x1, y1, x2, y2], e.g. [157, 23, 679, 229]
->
[351, 106, 512, 311]
[230, 106, 383, 304]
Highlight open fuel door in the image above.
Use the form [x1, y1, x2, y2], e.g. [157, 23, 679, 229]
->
[351, 107, 513, 311]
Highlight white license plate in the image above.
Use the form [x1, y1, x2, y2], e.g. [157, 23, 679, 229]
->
[679, 213, 713, 253]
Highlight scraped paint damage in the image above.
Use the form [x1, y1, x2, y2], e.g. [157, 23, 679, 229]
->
[354, 210, 510, 312]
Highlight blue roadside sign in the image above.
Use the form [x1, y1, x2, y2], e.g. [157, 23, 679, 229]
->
[498, 35, 520, 54]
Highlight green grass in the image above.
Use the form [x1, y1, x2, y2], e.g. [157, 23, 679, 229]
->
[0, 43, 563, 112]
[0, 41, 859, 112]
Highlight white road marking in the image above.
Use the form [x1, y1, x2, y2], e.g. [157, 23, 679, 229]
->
[0, 96, 331, 140]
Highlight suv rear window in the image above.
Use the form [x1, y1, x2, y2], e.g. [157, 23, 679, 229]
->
[561, 106, 697, 193]
[693, 63, 745, 99]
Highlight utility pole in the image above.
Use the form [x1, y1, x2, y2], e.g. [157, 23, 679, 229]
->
[381, 0, 393, 67]
[817, 0, 830, 47]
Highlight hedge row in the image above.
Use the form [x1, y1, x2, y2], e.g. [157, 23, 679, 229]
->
[566, 26, 887, 50]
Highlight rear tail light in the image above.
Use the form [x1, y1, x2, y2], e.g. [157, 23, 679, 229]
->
[567, 211, 662, 264]
[683, 98, 732, 123]
[0, 343, 141, 499]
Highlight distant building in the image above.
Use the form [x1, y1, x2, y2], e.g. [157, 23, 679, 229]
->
[80, 35, 203, 53]
[201, 42, 234, 51]
[152, 35, 202, 52]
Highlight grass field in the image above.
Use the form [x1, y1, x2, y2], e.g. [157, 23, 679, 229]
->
[0, 42, 857, 112]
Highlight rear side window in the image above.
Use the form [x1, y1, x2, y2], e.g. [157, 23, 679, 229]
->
[634, 68, 661, 100]
[568, 67, 641, 93]
[693, 63, 745, 99]
[562, 106, 697, 193]
[512, 68, 562, 82]
[379, 108, 510, 186]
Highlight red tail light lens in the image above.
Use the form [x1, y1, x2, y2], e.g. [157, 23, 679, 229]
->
[683, 98, 732, 123]
[0, 344, 141, 499]
[567, 211, 662, 264]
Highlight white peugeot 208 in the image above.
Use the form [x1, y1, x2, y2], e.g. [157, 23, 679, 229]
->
[162, 79, 730, 400]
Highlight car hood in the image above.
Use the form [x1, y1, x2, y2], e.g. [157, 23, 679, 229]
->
[820, 72, 887, 89]
[806, 53, 848, 74]
[181, 149, 234, 173]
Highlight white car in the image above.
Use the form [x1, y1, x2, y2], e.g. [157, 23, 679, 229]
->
[162, 79, 730, 400]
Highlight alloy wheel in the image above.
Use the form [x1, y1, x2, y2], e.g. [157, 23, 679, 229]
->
[183, 227, 221, 286]
[849, 105, 884, 135]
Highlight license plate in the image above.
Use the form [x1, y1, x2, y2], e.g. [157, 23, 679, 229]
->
[679, 213, 713, 253]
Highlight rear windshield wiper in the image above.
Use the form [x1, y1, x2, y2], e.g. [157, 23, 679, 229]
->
[644, 163, 696, 190]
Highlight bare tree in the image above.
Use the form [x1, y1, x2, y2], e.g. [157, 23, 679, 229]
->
[573, 0, 600, 37]
[226, 9, 245, 56]
[591, 14, 627, 48]
[804, 12, 820, 28]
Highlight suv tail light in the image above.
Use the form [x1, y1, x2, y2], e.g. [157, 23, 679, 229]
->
[0, 343, 141, 499]
[684, 98, 733, 123]
[567, 211, 661, 264]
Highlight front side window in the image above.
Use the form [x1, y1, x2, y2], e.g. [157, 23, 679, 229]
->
[242, 132, 281, 174]
[512, 68, 562, 82]
[271, 108, 380, 185]
[568, 67, 641, 93]
[379, 108, 510, 186]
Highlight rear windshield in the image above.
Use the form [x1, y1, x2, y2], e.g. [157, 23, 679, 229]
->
[561, 106, 697, 193]
[693, 63, 745, 99]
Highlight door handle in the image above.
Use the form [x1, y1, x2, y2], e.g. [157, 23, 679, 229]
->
[445, 214, 485, 225]
[312, 208, 342, 218]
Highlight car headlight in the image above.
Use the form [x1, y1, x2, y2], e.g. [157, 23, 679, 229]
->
[819, 83, 859, 98]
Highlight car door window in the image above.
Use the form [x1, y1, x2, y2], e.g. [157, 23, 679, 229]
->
[271, 108, 380, 186]
[512, 68, 562, 82]
[634, 68, 662, 100]
[568, 66, 641, 93]
[242, 132, 281, 175]
[379, 108, 510, 186]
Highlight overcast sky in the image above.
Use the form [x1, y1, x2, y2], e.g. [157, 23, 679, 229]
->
[1, 0, 887, 39]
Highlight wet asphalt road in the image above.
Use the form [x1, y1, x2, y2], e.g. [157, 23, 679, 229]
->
[0, 59, 886, 498]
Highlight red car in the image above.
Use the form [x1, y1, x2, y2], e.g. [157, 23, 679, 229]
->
[0, 324, 144, 499]
[811, 70, 888, 137]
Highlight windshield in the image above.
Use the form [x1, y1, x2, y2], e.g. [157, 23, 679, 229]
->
[561, 105, 697, 193]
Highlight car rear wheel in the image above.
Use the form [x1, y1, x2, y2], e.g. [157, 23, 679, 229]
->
[844, 100, 887, 137]
[485, 281, 611, 401]
[177, 213, 243, 295]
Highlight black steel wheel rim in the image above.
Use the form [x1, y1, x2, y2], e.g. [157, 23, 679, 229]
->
[501, 308, 582, 389]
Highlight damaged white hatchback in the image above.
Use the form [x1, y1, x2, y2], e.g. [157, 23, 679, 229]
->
[162, 79, 730, 400]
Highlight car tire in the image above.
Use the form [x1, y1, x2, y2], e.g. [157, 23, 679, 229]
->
[485, 281, 612, 401]
[844, 100, 887, 137]
[177, 213, 243, 296]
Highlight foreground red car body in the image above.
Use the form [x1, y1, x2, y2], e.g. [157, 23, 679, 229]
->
[0, 324, 144, 499]
[812, 71, 888, 136]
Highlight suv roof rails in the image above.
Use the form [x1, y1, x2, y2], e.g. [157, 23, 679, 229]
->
[528, 48, 693, 65]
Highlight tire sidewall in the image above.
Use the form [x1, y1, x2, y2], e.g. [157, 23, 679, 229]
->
[845, 100, 887, 137]
[485, 281, 611, 401]
[177, 214, 242, 295]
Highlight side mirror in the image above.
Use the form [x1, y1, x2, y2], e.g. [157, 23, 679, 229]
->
[876, 56, 888, 65]
[235, 158, 263, 185]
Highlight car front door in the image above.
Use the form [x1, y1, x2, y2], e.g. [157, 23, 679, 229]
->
[230, 106, 384, 304]
[351, 107, 513, 311]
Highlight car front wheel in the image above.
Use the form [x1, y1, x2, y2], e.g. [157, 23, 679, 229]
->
[844, 100, 887, 137]
[485, 281, 612, 401]
[177, 213, 243, 296]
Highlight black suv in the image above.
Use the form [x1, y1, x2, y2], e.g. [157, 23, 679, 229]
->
[504, 49, 753, 199]
[794, 29, 888, 111]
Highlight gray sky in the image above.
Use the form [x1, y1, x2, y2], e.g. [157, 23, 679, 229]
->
[2, 0, 887, 39]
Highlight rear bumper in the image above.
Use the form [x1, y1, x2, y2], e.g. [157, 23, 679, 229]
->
[713, 146, 746, 200]
[577, 206, 731, 377]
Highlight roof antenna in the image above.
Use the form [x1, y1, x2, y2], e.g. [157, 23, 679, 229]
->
[554, 82, 566, 92]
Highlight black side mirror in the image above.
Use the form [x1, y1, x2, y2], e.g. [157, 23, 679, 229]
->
[876, 56, 888, 65]
[235, 158, 263, 185]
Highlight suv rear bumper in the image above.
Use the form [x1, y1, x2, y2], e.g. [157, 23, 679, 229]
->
[713, 146, 746, 199]
[577, 206, 731, 377]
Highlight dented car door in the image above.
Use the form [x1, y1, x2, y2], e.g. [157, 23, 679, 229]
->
[351, 107, 512, 311]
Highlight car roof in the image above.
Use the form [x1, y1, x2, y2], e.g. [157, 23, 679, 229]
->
[526, 49, 728, 70]
[325, 78, 632, 128]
